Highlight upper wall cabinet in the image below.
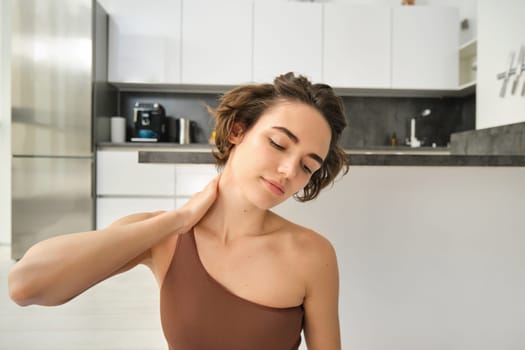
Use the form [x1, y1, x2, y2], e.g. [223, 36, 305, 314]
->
[108, 0, 182, 84]
[107, 1, 461, 94]
[391, 6, 459, 90]
[323, 4, 391, 89]
[253, 1, 322, 83]
[181, 0, 252, 85]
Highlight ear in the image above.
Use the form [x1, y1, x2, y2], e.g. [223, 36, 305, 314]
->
[229, 122, 244, 144]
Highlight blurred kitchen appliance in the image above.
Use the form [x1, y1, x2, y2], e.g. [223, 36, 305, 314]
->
[178, 118, 191, 144]
[131, 102, 166, 142]
[11, 0, 114, 259]
[166, 116, 180, 143]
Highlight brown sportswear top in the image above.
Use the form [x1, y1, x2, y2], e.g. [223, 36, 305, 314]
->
[160, 230, 305, 350]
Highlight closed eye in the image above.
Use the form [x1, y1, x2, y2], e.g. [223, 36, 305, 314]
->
[271, 138, 315, 174]
[302, 164, 312, 174]
[269, 138, 285, 150]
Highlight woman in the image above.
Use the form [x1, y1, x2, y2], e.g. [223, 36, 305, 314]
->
[8, 72, 349, 350]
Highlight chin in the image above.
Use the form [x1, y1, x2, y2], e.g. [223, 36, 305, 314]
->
[237, 176, 293, 210]
[251, 192, 291, 210]
[239, 188, 272, 209]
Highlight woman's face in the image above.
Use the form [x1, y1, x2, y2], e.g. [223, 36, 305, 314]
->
[227, 100, 331, 209]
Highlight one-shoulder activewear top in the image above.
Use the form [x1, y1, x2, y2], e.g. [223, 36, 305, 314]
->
[160, 230, 304, 350]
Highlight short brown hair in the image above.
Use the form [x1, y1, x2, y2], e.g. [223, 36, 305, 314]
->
[209, 72, 349, 202]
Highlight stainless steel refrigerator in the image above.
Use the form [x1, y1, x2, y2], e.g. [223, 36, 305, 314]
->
[11, 0, 114, 259]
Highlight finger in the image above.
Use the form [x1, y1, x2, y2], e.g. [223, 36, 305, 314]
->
[203, 174, 220, 195]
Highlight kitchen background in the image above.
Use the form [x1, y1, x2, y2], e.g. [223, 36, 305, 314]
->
[5, 0, 520, 244]
[96, 0, 479, 148]
[1, 0, 525, 349]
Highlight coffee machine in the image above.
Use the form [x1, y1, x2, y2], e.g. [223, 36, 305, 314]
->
[131, 102, 166, 142]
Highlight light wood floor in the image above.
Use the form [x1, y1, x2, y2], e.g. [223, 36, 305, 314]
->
[0, 245, 167, 350]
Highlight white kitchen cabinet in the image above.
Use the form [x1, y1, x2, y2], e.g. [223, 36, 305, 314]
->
[323, 4, 391, 89]
[174, 164, 217, 196]
[391, 6, 459, 90]
[173, 164, 217, 208]
[181, 0, 252, 85]
[253, 1, 322, 83]
[105, 1, 462, 95]
[107, 0, 182, 83]
[96, 150, 218, 229]
[96, 149, 177, 229]
[96, 197, 176, 229]
[97, 150, 176, 196]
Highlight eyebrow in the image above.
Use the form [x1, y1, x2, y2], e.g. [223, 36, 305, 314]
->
[272, 126, 324, 165]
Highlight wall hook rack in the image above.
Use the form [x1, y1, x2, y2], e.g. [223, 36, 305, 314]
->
[497, 45, 525, 97]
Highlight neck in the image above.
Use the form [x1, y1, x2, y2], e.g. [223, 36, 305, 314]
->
[197, 167, 271, 245]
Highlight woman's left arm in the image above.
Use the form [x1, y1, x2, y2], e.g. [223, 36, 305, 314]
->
[302, 236, 341, 350]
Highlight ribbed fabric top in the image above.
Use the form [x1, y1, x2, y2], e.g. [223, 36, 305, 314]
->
[160, 230, 304, 350]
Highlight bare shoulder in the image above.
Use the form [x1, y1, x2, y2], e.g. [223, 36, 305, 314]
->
[271, 213, 338, 284]
[298, 226, 335, 256]
[274, 213, 336, 256]
[293, 225, 337, 278]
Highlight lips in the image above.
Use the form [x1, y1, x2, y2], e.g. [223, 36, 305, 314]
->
[262, 177, 285, 195]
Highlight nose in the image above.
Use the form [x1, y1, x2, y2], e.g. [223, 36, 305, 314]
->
[277, 157, 298, 179]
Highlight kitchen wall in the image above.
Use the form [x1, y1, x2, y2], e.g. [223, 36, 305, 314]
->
[0, 0, 11, 245]
[477, 0, 525, 129]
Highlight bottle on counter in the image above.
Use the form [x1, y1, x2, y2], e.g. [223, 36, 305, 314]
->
[390, 132, 398, 147]
[208, 130, 216, 145]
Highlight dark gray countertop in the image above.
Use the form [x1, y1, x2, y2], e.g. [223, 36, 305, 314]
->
[136, 150, 525, 167]
[451, 122, 525, 155]
[95, 143, 525, 167]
